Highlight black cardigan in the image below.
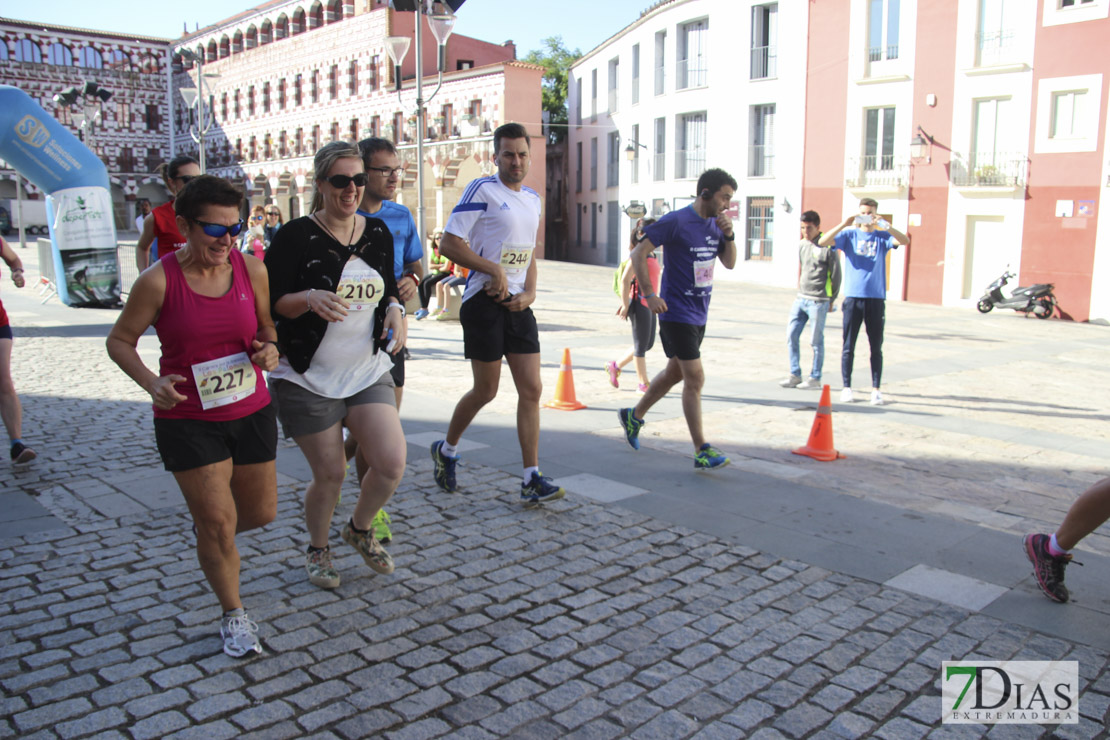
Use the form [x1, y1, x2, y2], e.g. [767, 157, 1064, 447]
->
[265, 215, 399, 374]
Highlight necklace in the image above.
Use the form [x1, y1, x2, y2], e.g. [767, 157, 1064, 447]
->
[312, 212, 357, 248]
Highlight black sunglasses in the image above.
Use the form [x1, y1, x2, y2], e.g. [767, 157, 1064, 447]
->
[175, 174, 198, 184]
[326, 173, 368, 189]
[192, 219, 245, 238]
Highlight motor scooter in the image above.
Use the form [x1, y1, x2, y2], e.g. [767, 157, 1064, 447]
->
[976, 271, 1057, 319]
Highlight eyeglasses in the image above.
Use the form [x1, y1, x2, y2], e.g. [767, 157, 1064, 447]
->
[174, 174, 198, 184]
[252, 215, 264, 221]
[265, 211, 280, 216]
[326, 173, 369, 189]
[192, 219, 245, 238]
[368, 167, 404, 178]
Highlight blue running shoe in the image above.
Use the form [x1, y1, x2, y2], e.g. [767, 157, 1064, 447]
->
[694, 443, 730, 470]
[521, 472, 565, 504]
[430, 440, 458, 492]
[618, 408, 644, 450]
[414, 308, 430, 320]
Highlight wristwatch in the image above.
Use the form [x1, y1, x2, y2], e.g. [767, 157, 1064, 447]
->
[722, 233, 735, 242]
[387, 302, 406, 318]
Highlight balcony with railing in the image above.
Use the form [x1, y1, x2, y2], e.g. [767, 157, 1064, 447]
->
[868, 45, 899, 62]
[750, 45, 777, 80]
[654, 66, 665, 96]
[653, 152, 665, 181]
[675, 148, 706, 180]
[607, 161, 619, 187]
[676, 59, 707, 90]
[844, 155, 908, 192]
[975, 30, 1019, 68]
[608, 89, 618, 114]
[949, 152, 1027, 190]
[748, 145, 773, 177]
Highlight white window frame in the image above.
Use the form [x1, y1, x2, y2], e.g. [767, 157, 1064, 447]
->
[1034, 74, 1102, 153]
[867, 0, 900, 63]
[1043, 0, 1107, 26]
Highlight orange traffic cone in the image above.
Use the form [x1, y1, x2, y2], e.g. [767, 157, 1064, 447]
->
[544, 348, 587, 410]
[792, 384, 844, 461]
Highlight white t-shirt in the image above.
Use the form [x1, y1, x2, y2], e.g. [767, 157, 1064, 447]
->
[269, 257, 393, 398]
[444, 175, 542, 303]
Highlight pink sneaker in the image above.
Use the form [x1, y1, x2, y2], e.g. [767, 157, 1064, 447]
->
[605, 361, 620, 388]
[638, 383, 648, 393]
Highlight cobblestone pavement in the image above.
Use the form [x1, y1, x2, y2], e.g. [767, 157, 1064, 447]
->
[1, 251, 1109, 738]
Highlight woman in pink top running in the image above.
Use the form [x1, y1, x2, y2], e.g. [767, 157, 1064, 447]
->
[107, 176, 280, 659]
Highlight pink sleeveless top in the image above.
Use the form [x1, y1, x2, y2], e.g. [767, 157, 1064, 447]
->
[154, 249, 271, 421]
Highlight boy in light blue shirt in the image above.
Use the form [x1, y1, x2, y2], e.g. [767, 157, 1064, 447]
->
[818, 197, 909, 406]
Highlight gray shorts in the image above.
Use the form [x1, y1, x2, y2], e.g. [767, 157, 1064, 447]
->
[269, 374, 395, 438]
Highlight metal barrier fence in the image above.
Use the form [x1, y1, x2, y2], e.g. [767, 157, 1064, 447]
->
[35, 238, 57, 303]
[116, 244, 139, 295]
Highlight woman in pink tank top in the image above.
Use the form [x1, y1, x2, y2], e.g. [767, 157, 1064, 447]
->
[107, 175, 280, 659]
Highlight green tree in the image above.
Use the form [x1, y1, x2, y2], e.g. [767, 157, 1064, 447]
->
[523, 36, 580, 144]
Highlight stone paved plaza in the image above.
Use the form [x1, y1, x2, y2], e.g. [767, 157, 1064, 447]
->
[1, 251, 1109, 738]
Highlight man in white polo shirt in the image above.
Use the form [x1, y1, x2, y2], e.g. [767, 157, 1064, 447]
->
[430, 122, 565, 505]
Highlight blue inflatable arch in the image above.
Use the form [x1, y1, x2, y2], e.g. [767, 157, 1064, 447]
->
[0, 84, 121, 306]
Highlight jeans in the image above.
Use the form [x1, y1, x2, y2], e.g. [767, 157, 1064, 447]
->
[841, 296, 885, 388]
[786, 297, 829, 379]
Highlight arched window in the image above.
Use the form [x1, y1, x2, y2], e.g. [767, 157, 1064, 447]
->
[206, 40, 217, 62]
[326, 0, 343, 23]
[276, 14, 289, 40]
[14, 39, 42, 63]
[246, 26, 258, 49]
[77, 47, 103, 68]
[260, 19, 273, 45]
[232, 30, 243, 54]
[219, 35, 230, 59]
[47, 42, 73, 66]
[309, 2, 324, 30]
[292, 8, 306, 34]
[0, 43, 8, 62]
[107, 50, 132, 71]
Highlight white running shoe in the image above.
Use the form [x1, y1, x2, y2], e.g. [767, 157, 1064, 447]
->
[798, 377, 822, 390]
[870, 390, 884, 406]
[220, 609, 263, 658]
[779, 375, 802, 388]
[840, 387, 854, 403]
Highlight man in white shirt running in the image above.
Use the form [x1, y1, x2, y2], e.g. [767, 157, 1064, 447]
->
[430, 123, 565, 505]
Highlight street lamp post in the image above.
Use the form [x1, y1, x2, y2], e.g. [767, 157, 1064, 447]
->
[176, 48, 217, 173]
[385, 0, 457, 264]
[53, 81, 113, 152]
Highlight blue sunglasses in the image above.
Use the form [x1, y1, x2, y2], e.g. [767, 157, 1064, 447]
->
[192, 219, 245, 238]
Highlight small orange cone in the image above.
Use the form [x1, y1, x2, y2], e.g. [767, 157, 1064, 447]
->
[792, 384, 844, 461]
[544, 348, 587, 410]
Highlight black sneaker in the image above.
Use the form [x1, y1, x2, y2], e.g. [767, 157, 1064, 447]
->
[10, 442, 36, 465]
[1023, 533, 1079, 603]
[430, 440, 458, 492]
[520, 472, 565, 504]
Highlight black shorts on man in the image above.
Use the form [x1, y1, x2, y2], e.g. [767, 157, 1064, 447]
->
[153, 403, 278, 472]
[460, 291, 541, 362]
[659, 320, 706, 361]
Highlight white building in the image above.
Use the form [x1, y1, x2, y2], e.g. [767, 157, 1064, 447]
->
[565, 0, 809, 288]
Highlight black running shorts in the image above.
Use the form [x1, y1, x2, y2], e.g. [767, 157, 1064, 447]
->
[459, 291, 540, 362]
[659, 320, 706, 361]
[154, 403, 278, 472]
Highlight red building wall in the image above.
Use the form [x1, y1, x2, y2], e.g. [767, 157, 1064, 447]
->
[1020, 9, 1107, 321]
[905, 1, 959, 303]
[801, 2, 850, 230]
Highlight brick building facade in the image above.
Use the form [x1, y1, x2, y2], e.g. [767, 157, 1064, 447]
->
[172, 0, 546, 250]
[0, 17, 173, 230]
